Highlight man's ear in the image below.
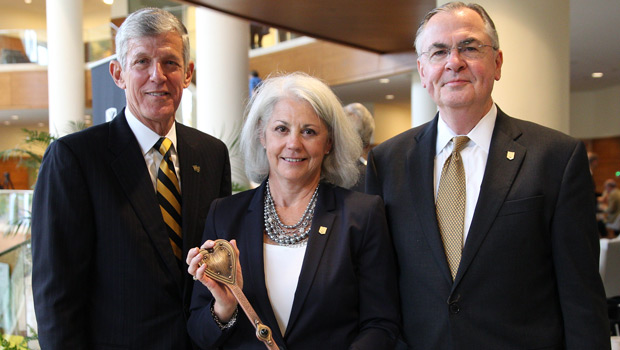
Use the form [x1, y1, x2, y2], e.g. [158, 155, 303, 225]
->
[183, 61, 195, 88]
[417, 59, 427, 88]
[109, 60, 126, 89]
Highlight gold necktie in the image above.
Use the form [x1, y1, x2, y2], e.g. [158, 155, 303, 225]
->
[154, 137, 183, 262]
[436, 136, 469, 280]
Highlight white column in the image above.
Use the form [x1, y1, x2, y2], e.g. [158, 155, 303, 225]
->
[46, 0, 85, 137]
[451, 0, 570, 133]
[411, 71, 437, 127]
[195, 7, 250, 189]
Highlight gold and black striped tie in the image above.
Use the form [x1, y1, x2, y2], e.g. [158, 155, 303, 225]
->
[154, 137, 183, 262]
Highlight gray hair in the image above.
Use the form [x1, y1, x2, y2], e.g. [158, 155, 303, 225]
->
[115, 7, 190, 70]
[414, 2, 499, 55]
[240, 72, 362, 188]
[344, 103, 375, 149]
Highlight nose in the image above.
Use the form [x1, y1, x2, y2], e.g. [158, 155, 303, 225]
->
[149, 62, 166, 82]
[286, 133, 302, 150]
[444, 48, 466, 72]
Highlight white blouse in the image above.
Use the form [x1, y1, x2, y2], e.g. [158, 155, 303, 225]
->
[263, 243, 307, 336]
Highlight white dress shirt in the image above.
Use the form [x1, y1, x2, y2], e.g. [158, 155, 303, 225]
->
[125, 108, 181, 192]
[434, 104, 497, 244]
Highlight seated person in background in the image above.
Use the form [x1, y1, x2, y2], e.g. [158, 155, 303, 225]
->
[344, 102, 375, 192]
[186, 72, 400, 349]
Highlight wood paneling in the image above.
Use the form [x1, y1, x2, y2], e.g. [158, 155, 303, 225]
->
[585, 136, 620, 193]
[0, 157, 32, 190]
[250, 41, 415, 86]
[0, 69, 93, 109]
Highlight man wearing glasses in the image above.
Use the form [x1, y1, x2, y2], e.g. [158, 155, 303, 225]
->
[366, 2, 609, 349]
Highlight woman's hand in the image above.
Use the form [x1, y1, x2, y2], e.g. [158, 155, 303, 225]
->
[187, 239, 243, 322]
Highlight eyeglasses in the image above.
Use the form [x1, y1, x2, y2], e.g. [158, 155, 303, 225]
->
[420, 41, 497, 64]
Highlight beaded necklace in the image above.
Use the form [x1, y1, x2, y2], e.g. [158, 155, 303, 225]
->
[264, 179, 319, 246]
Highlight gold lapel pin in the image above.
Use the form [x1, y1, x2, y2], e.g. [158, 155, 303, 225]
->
[192, 165, 201, 173]
[319, 226, 327, 235]
[506, 151, 515, 161]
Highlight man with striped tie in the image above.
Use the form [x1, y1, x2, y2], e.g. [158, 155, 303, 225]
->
[31, 8, 231, 350]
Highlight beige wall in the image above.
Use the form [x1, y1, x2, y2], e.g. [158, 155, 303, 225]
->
[0, 124, 49, 154]
[570, 84, 620, 139]
[373, 103, 412, 145]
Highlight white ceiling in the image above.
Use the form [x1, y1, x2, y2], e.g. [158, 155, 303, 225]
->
[0, 0, 618, 127]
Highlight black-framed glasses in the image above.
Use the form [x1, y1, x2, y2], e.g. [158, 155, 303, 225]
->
[420, 41, 497, 64]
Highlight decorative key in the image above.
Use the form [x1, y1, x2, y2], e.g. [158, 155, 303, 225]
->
[199, 239, 278, 350]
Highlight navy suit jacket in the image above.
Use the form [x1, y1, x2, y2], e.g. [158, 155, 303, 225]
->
[187, 181, 400, 350]
[366, 107, 609, 350]
[32, 110, 231, 349]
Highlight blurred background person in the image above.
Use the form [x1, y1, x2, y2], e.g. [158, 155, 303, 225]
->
[187, 72, 399, 349]
[249, 70, 262, 98]
[602, 178, 620, 235]
[344, 102, 375, 192]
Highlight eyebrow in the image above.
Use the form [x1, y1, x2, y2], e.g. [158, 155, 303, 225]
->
[427, 37, 481, 50]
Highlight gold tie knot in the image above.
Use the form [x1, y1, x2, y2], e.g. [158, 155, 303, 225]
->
[452, 136, 469, 154]
[155, 137, 172, 157]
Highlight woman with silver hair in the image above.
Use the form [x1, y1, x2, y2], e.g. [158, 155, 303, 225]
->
[187, 72, 400, 349]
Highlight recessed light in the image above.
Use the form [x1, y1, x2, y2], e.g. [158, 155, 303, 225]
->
[103, 0, 114, 4]
[385, 94, 395, 100]
[10, 115, 19, 120]
[3, 121, 10, 125]
[379, 78, 390, 84]
[38, 122, 45, 127]
[24, 0, 32, 4]
[592, 72, 604, 78]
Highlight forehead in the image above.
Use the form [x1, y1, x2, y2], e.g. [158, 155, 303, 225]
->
[126, 32, 183, 57]
[419, 8, 489, 49]
[269, 98, 322, 123]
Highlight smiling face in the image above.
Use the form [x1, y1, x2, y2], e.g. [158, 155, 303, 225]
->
[110, 32, 194, 135]
[417, 8, 502, 116]
[261, 98, 332, 189]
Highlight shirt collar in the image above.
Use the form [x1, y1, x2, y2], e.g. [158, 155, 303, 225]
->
[125, 108, 178, 156]
[436, 103, 497, 155]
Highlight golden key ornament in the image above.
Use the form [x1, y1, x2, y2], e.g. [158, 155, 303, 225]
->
[198, 239, 278, 350]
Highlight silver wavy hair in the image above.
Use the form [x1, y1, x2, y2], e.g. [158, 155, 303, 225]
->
[344, 103, 375, 149]
[240, 72, 362, 188]
[115, 7, 190, 71]
[414, 2, 500, 55]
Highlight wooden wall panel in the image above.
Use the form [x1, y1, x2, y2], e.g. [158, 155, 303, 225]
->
[585, 136, 620, 193]
[10, 70, 48, 108]
[0, 69, 92, 109]
[0, 157, 32, 190]
[250, 41, 416, 86]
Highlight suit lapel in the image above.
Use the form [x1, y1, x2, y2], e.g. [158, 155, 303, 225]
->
[411, 117, 454, 285]
[109, 111, 183, 288]
[238, 183, 285, 345]
[285, 184, 335, 335]
[176, 124, 203, 256]
[454, 108, 525, 287]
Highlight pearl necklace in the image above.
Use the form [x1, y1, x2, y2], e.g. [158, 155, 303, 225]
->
[264, 179, 319, 246]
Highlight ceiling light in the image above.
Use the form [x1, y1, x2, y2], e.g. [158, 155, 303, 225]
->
[24, 0, 32, 4]
[38, 122, 45, 127]
[103, 0, 113, 5]
[385, 94, 395, 100]
[10, 115, 19, 120]
[3, 121, 10, 125]
[592, 72, 604, 78]
[379, 78, 390, 84]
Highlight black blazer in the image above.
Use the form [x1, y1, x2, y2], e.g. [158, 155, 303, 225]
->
[31, 110, 231, 349]
[187, 181, 400, 350]
[366, 107, 609, 350]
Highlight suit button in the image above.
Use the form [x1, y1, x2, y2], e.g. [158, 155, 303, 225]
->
[449, 303, 460, 314]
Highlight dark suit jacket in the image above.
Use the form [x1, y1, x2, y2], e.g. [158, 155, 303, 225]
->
[366, 107, 609, 350]
[31, 110, 231, 350]
[187, 181, 400, 350]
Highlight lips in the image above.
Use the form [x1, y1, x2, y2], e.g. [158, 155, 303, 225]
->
[146, 91, 169, 96]
[282, 157, 305, 162]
